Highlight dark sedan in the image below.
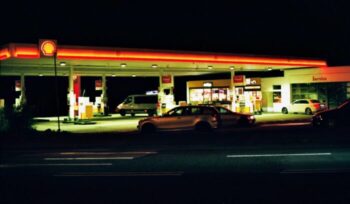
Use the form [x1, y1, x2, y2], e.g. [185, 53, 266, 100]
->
[312, 99, 350, 127]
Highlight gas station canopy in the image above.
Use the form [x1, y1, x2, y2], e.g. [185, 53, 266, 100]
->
[0, 43, 327, 76]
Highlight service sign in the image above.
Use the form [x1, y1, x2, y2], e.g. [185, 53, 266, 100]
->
[15, 80, 21, 91]
[95, 80, 102, 91]
[246, 78, 261, 86]
[39, 39, 57, 57]
[162, 75, 172, 84]
[233, 75, 245, 85]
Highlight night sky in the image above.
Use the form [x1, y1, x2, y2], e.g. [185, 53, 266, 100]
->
[1, 0, 350, 65]
[1, 0, 350, 116]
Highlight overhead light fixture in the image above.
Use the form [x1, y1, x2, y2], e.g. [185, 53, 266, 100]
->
[208, 65, 213, 69]
[39, 74, 43, 77]
[59, 62, 66, 66]
[132, 74, 136, 77]
[267, 67, 273, 71]
[120, 63, 127, 68]
[230, 66, 235, 70]
[112, 74, 116, 77]
[151, 64, 158, 68]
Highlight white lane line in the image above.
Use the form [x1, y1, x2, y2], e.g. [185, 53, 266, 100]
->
[227, 152, 332, 158]
[281, 168, 350, 174]
[55, 172, 184, 177]
[259, 122, 311, 127]
[0, 163, 113, 168]
[59, 151, 157, 155]
[44, 157, 134, 161]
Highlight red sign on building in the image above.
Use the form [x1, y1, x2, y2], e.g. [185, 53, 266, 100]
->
[95, 80, 102, 90]
[233, 75, 245, 83]
[15, 80, 21, 91]
[162, 75, 172, 84]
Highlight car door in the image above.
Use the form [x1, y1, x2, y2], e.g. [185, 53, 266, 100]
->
[216, 107, 239, 127]
[290, 100, 303, 113]
[156, 107, 184, 130]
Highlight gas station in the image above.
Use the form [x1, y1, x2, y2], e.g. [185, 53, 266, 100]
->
[0, 40, 329, 125]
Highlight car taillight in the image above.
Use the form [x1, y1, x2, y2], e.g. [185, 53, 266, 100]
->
[313, 103, 320, 109]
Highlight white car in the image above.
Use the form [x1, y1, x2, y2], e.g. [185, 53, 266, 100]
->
[282, 99, 326, 115]
[116, 94, 158, 116]
[138, 106, 220, 133]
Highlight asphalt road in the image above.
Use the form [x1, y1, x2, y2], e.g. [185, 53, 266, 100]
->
[2, 124, 350, 203]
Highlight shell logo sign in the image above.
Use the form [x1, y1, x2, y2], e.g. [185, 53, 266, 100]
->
[39, 39, 57, 57]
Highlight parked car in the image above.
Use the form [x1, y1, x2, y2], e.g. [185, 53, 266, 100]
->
[138, 106, 220, 133]
[116, 94, 158, 116]
[214, 106, 255, 127]
[282, 99, 326, 115]
[312, 99, 350, 127]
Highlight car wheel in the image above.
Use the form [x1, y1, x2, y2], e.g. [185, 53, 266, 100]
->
[141, 123, 156, 134]
[195, 122, 212, 132]
[305, 108, 312, 115]
[119, 110, 126, 116]
[282, 107, 288, 114]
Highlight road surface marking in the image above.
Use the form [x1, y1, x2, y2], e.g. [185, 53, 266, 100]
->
[45, 157, 134, 160]
[227, 152, 332, 158]
[259, 122, 311, 127]
[55, 171, 184, 177]
[281, 168, 350, 174]
[59, 151, 157, 155]
[0, 163, 113, 168]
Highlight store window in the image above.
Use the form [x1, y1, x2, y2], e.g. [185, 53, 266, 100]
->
[273, 85, 281, 103]
[189, 87, 230, 105]
[291, 83, 348, 109]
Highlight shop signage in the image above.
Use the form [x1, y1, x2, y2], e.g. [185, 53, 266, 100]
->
[74, 75, 81, 101]
[95, 80, 102, 90]
[244, 86, 261, 91]
[15, 80, 21, 91]
[39, 39, 57, 57]
[246, 78, 261, 86]
[233, 75, 245, 83]
[203, 82, 213, 87]
[162, 75, 172, 84]
[312, 76, 327, 81]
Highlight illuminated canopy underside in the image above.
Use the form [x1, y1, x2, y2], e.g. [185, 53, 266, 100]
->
[0, 43, 327, 76]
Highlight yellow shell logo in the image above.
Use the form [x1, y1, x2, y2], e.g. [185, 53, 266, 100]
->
[41, 41, 56, 56]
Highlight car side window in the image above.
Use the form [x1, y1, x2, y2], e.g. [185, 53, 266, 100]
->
[124, 97, 132, 104]
[168, 108, 183, 116]
[181, 107, 192, 116]
[202, 107, 213, 115]
[217, 107, 229, 114]
[191, 107, 201, 115]
[293, 100, 300, 104]
[300, 100, 309, 104]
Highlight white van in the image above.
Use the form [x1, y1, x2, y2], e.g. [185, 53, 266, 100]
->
[116, 95, 158, 116]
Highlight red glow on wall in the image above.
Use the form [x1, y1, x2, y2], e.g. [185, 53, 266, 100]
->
[0, 48, 11, 60]
[56, 48, 327, 67]
[13, 47, 40, 58]
[0, 44, 328, 67]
